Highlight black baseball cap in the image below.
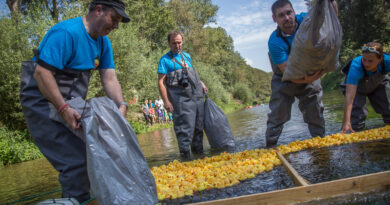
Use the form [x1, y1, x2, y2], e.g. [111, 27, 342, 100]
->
[93, 0, 130, 23]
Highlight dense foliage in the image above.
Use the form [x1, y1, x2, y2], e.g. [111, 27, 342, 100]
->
[0, 127, 42, 165]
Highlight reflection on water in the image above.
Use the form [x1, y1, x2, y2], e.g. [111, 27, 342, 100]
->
[0, 91, 388, 204]
[0, 158, 61, 204]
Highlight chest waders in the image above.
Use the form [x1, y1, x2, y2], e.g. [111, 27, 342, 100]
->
[266, 25, 325, 147]
[340, 60, 390, 130]
[19, 50, 94, 203]
[165, 52, 204, 159]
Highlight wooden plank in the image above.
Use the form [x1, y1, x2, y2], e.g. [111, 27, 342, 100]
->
[193, 170, 390, 205]
[276, 150, 310, 186]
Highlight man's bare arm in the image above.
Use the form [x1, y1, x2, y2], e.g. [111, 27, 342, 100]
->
[158, 74, 173, 112]
[33, 64, 81, 129]
[100, 68, 127, 117]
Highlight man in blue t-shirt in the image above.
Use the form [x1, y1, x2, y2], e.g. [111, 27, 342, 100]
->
[157, 30, 208, 161]
[19, 0, 130, 202]
[265, 0, 337, 147]
[341, 42, 390, 133]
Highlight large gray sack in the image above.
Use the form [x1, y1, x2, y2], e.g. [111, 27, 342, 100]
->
[51, 97, 158, 205]
[204, 95, 235, 151]
[282, 0, 342, 81]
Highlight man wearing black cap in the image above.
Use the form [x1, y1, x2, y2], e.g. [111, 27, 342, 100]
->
[19, 0, 130, 203]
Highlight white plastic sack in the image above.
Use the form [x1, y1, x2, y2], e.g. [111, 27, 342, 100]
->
[51, 97, 158, 205]
[283, 0, 343, 81]
[204, 95, 235, 151]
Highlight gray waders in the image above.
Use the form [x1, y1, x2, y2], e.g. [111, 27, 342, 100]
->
[266, 56, 325, 147]
[20, 54, 92, 203]
[165, 55, 204, 160]
[341, 70, 390, 130]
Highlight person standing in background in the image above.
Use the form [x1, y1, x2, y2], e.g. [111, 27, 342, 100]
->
[157, 30, 208, 161]
[142, 100, 153, 126]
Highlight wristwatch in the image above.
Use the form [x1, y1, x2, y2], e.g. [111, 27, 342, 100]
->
[118, 102, 128, 108]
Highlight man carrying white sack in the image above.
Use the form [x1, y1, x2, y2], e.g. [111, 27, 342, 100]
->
[265, 0, 339, 147]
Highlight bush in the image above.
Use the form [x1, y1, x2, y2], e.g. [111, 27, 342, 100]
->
[129, 120, 172, 134]
[0, 17, 29, 130]
[0, 127, 42, 166]
[233, 83, 253, 104]
[196, 62, 230, 104]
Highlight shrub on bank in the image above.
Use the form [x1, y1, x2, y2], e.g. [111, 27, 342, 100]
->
[233, 83, 253, 104]
[0, 127, 42, 166]
[129, 120, 173, 135]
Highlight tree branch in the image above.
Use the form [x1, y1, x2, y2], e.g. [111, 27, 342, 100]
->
[6, 0, 20, 14]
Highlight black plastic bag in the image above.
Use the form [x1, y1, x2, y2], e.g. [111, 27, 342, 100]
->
[283, 0, 342, 81]
[204, 95, 235, 151]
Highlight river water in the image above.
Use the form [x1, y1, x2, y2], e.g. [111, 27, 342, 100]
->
[1, 91, 389, 204]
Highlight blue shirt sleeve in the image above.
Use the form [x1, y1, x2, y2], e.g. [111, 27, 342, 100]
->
[346, 56, 365, 85]
[268, 35, 289, 65]
[296, 12, 307, 23]
[38, 29, 73, 70]
[99, 37, 115, 69]
[384, 54, 390, 73]
[158, 55, 169, 74]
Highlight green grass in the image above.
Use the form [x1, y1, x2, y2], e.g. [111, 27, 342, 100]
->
[129, 120, 173, 134]
[219, 100, 247, 114]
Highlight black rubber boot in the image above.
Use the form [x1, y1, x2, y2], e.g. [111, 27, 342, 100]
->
[180, 151, 191, 161]
[352, 124, 365, 132]
[191, 147, 204, 155]
[266, 138, 278, 148]
[226, 145, 235, 153]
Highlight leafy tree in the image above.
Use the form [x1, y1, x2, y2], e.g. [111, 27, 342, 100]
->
[125, 0, 176, 50]
[168, 0, 217, 34]
[7, 0, 83, 21]
[0, 17, 29, 129]
[337, 0, 390, 48]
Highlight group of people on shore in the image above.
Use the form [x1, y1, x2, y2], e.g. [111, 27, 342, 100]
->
[141, 96, 173, 126]
[18, 0, 390, 203]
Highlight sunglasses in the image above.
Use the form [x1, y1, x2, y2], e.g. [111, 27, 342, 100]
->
[362, 45, 380, 55]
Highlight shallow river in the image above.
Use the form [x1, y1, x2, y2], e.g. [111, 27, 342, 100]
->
[1, 91, 389, 204]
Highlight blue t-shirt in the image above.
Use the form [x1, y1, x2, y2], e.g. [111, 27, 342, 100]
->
[157, 51, 193, 74]
[35, 17, 115, 70]
[268, 12, 307, 65]
[346, 54, 390, 85]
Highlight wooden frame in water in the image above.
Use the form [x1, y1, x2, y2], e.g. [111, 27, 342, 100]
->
[193, 161, 390, 204]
